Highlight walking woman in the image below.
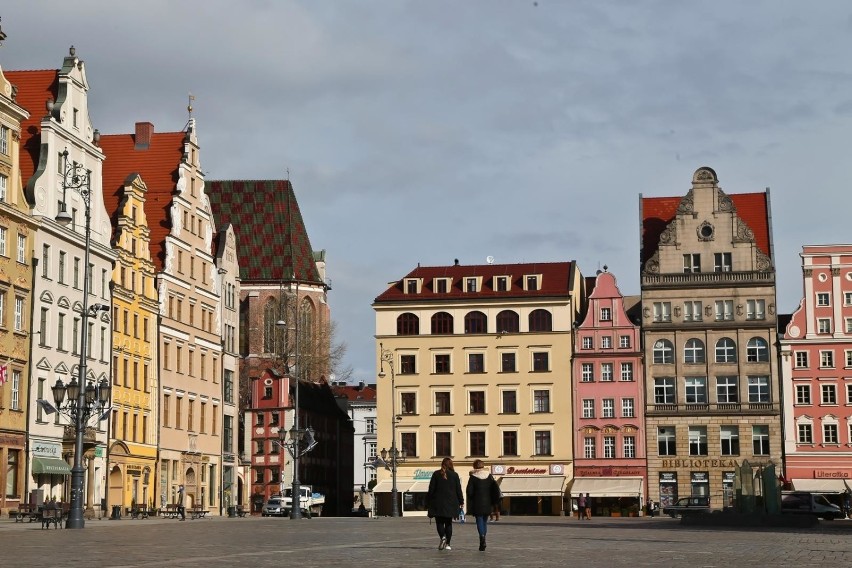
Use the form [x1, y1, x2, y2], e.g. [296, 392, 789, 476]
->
[466, 459, 501, 551]
[427, 458, 464, 551]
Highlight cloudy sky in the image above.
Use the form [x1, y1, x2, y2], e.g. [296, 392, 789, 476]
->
[3, 2, 851, 381]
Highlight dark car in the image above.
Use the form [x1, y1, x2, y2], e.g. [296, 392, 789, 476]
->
[662, 496, 710, 518]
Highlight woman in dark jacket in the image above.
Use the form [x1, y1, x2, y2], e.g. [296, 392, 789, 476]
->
[466, 459, 501, 551]
[427, 457, 464, 551]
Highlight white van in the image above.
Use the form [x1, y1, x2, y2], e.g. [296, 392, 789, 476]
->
[781, 491, 842, 520]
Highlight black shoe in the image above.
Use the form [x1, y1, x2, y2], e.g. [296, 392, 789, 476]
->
[479, 536, 486, 551]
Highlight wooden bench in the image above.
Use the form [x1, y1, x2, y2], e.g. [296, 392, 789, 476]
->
[130, 506, 151, 519]
[12, 504, 39, 523]
[235, 505, 248, 518]
[189, 507, 209, 520]
[41, 508, 62, 529]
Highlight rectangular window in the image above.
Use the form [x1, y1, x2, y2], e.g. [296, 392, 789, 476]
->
[10, 370, 20, 410]
[435, 432, 451, 456]
[501, 352, 516, 372]
[16, 234, 26, 264]
[816, 292, 830, 307]
[689, 426, 708, 456]
[435, 391, 450, 414]
[621, 398, 634, 418]
[654, 377, 675, 404]
[716, 376, 739, 404]
[685, 377, 707, 404]
[502, 431, 518, 456]
[818, 318, 831, 334]
[0, 227, 6, 256]
[175, 397, 182, 429]
[0, 125, 8, 155]
[658, 426, 676, 455]
[795, 351, 808, 368]
[581, 363, 594, 382]
[582, 337, 593, 349]
[821, 350, 834, 368]
[187, 400, 195, 431]
[653, 302, 671, 322]
[748, 376, 770, 403]
[683, 301, 702, 322]
[39, 308, 48, 346]
[495, 276, 508, 292]
[620, 362, 633, 381]
[400, 433, 417, 457]
[533, 389, 550, 413]
[224, 370, 234, 403]
[582, 399, 595, 418]
[748, 300, 766, 320]
[600, 307, 612, 321]
[797, 424, 812, 444]
[623, 436, 636, 458]
[600, 363, 613, 382]
[796, 384, 811, 405]
[824, 424, 839, 444]
[436, 279, 448, 294]
[435, 354, 451, 374]
[502, 390, 517, 414]
[401, 392, 417, 414]
[14, 297, 24, 331]
[532, 352, 549, 372]
[715, 300, 733, 321]
[466, 278, 477, 292]
[720, 426, 740, 455]
[848, 384, 852, 405]
[163, 395, 171, 428]
[601, 336, 612, 349]
[752, 425, 770, 455]
[526, 275, 539, 291]
[603, 436, 616, 458]
[468, 353, 485, 373]
[714, 252, 732, 272]
[601, 398, 614, 418]
[58, 251, 65, 284]
[469, 391, 485, 414]
[683, 253, 700, 273]
[584, 437, 596, 459]
[469, 431, 486, 456]
[821, 384, 837, 405]
[534, 431, 551, 455]
[619, 335, 630, 348]
[400, 354, 416, 374]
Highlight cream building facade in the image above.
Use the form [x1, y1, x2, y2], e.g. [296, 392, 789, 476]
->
[640, 167, 781, 509]
[373, 261, 583, 516]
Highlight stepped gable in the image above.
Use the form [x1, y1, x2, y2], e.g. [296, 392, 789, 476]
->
[641, 192, 770, 265]
[4, 70, 58, 188]
[374, 261, 576, 303]
[99, 126, 185, 271]
[207, 180, 322, 284]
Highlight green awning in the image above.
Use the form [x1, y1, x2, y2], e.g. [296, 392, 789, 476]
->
[32, 457, 72, 475]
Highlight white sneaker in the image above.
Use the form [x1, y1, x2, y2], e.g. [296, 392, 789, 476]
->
[439, 537, 447, 550]
[444, 544, 452, 551]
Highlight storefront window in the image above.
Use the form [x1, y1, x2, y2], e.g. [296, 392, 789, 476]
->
[691, 471, 709, 497]
[722, 471, 735, 508]
[659, 472, 677, 508]
[6, 450, 19, 498]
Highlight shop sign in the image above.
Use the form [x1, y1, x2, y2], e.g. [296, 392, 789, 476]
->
[0, 433, 25, 446]
[691, 472, 708, 482]
[722, 472, 735, 484]
[659, 472, 677, 483]
[660, 458, 737, 469]
[32, 442, 62, 458]
[413, 469, 433, 480]
[814, 470, 850, 478]
[575, 466, 645, 477]
[491, 464, 549, 475]
[95, 447, 104, 458]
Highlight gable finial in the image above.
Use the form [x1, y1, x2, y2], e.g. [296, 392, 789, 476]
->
[0, 17, 7, 47]
[187, 93, 195, 118]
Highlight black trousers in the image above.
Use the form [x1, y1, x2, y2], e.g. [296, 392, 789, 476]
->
[434, 516, 453, 543]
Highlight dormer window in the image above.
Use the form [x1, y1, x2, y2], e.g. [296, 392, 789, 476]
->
[525, 275, 540, 291]
[435, 278, 449, 294]
[406, 279, 418, 294]
[494, 276, 510, 292]
[466, 277, 481, 293]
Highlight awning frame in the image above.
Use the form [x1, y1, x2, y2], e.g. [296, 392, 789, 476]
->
[569, 477, 644, 498]
[32, 456, 72, 476]
[497, 476, 566, 497]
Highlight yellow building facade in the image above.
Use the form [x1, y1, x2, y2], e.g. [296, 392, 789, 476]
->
[373, 261, 583, 516]
[104, 173, 159, 512]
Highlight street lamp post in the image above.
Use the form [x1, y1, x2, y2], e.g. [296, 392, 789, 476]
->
[54, 146, 110, 529]
[378, 343, 404, 517]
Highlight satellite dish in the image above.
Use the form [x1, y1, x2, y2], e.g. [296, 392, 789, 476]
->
[486, 256, 495, 265]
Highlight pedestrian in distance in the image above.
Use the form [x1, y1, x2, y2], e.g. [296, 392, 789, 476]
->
[427, 457, 464, 551]
[466, 459, 502, 551]
[646, 498, 655, 518]
[584, 493, 592, 520]
[577, 493, 586, 520]
[177, 484, 186, 521]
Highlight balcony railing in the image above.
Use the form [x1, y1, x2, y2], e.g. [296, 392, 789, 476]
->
[647, 402, 780, 416]
[642, 270, 774, 288]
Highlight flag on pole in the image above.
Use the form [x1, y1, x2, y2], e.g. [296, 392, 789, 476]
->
[0, 364, 7, 386]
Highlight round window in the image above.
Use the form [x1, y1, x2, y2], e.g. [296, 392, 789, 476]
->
[700, 224, 714, 238]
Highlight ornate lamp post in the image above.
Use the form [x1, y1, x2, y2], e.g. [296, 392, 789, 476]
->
[378, 343, 405, 517]
[54, 146, 109, 529]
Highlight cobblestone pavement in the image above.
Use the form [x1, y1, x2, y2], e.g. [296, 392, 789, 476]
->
[3, 515, 852, 567]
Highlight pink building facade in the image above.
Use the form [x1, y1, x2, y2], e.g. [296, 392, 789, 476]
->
[780, 245, 852, 494]
[571, 269, 647, 516]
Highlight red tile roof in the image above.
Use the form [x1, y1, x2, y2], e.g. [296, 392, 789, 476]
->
[641, 192, 771, 264]
[334, 384, 377, 403]
[374, 261, 577, 303]
[4, 70, 58, 188]
[99, 130, 186, 272]
[207, 180, 324, 284]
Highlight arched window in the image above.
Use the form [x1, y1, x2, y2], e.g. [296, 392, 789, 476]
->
[496, 310, 519, 334]
[263, 299, 279, 353]
[464, 311, 487, 334]
[397, 313, 419, 336]
[684, 338, 705, 364]
[528, 309, 552, 332]
[653, 339, 674, 364]
[715, 338, 737, 363]
[747, 337, 769, 362]
[431, 312, 454, 335]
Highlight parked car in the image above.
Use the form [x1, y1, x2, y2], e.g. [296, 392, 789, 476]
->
[261, 497, 285, 517]
[662, 495, 711, 518]
[781, 491, 842, 520]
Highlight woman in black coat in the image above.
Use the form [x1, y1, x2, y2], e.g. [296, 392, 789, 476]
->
[466, 459, 501, 551]
[427, 457, 464, 551]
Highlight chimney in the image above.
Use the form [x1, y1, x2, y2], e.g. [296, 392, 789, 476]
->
[135, 122, 154, 150]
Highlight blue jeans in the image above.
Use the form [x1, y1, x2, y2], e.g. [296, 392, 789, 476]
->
[475, 515, 488, 536]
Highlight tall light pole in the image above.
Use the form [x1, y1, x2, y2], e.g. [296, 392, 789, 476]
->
[277, 312, 304, 520]
[54, 145, 110, 529]
[378, 343, 402, 517]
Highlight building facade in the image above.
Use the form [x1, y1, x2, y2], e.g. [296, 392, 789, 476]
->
[100, 171, 159, 512]
[333, 381, 378, 512]
[640, 167, 781, 510]
[780, 245, 852, 494]
[0, 31, 36, 516]
[373, 261, 583, 516]
[10, 49, 117, 514]
[572, 268, 646, 516]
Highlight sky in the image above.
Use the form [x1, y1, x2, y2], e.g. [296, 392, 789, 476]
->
[3, 1, 852, 382]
